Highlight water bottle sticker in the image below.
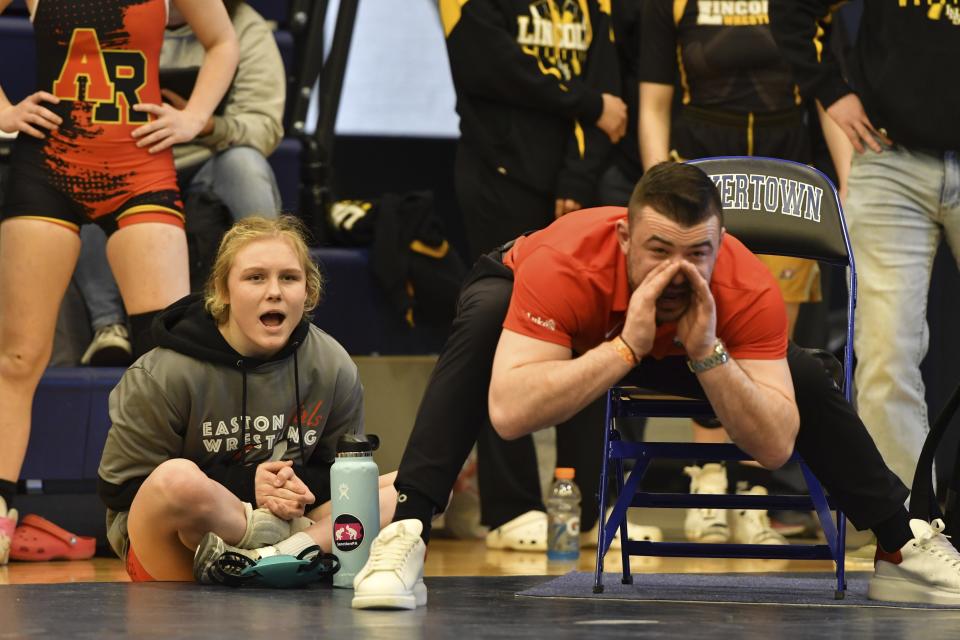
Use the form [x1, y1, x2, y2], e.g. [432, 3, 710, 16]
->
[333, 514, 364, 551]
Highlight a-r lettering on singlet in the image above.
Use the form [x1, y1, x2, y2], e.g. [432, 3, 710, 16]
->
[52, 28, 149, 124]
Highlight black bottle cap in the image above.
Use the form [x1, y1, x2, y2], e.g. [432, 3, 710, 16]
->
[336, 433, 380, 453]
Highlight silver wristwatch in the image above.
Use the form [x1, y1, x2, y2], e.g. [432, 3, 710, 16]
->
[687, 339, 729, 373]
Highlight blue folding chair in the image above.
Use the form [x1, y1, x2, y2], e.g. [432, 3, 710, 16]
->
[593, 156, 855, 598]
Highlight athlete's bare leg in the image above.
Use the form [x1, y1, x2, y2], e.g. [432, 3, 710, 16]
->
[0, 219, 81, 482]
[106, 222, 190, 314]
[127, 458, 248, 581]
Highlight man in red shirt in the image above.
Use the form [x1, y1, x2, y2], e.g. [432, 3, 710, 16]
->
[351, 162, 958, 609]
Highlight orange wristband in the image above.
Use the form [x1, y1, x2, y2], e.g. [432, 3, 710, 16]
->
[612, 335, 638, 366]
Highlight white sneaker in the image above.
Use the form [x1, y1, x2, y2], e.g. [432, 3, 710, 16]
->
[352, 519, 427, 610]
[730, 486, 788, 545]
[684, 464, 730, 543]
[581, 507, 663, 550]
[81, 323, 132, 366]
[485, 510, 547, 551]
[868, 519, 960, 605]
[0, 497, 17, 566]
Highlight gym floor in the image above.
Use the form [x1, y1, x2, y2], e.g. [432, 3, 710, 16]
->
[7, 514, 956, 639]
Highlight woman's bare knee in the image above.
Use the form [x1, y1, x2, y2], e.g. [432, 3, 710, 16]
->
[141, 459, 216, 520]
[0, 342, 52, 387]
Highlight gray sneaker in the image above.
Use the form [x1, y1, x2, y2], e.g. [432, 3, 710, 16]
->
[193, 532, 261, 586]
[81, 323, 132, 366]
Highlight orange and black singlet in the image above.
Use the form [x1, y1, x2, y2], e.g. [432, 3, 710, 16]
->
[2, 0, 183, 232]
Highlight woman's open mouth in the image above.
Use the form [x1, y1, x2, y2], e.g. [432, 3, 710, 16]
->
[260, 311, 286, 328]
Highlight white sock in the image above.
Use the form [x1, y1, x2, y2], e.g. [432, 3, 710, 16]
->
[257, 532, 316, 559]
[237, 503, 291, 549]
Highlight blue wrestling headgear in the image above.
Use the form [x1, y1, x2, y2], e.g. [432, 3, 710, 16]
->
[212, 546, 340, 588]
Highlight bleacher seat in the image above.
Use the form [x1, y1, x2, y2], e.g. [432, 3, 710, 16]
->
[247, 0, 290, 27]
[268, 137, 302, 213]
[21, 368, 123, 484]
[0, 16, 35, 104]
[311, 248, 448, 356]
[273, 28, 294, 73]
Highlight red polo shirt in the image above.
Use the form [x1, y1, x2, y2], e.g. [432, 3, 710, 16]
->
[502, 207, 787, 360]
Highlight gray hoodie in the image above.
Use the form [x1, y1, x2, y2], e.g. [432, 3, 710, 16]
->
[97, 294, 362, 554]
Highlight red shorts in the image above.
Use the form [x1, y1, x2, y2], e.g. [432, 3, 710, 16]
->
[125, 544, 156, 582]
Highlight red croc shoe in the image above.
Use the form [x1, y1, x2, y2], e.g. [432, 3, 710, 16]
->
[11, 514, 96, 562]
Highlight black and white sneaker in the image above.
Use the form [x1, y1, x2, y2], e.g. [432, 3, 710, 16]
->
[193, 532, 260, 586]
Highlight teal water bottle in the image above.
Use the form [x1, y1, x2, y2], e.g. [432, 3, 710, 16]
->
[330, 434, 380, 588]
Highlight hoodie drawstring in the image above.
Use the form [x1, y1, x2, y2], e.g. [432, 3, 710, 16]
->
[239, 360, 248, 462]
[293, 346, 305, 467]
[236, 343, 305, 467]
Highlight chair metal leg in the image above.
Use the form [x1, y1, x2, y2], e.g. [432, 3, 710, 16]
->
[593, 391, 615, 594]
[836, 511, 847, 598]
[613, 433, 630, 584]
[800, 461, 847, 597]
[612, 456, 647, 587]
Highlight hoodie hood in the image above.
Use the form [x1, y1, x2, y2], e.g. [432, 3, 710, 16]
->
[154, 293, 311, 369]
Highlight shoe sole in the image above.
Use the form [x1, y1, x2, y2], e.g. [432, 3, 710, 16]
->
[352, 581, 427, 610]
[868, 574, 960, 605]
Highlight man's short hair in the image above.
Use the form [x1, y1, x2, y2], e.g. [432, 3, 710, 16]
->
[627, 162, 723, 229]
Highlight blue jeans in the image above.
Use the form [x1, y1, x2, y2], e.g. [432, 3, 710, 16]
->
[74, 146, 282, 326]
[75, 225, 125, 331]
[189, 146, 281, 221]
[845, 144, 960, 489]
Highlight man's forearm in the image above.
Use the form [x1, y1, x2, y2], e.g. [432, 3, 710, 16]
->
[488, 340, 635, 440]
[639, 82, 673, 170]
[696, 359, 799, 469]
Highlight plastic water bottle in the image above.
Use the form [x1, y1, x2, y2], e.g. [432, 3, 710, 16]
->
[546, 467, 581, 562]
[330, 433, 380, 588]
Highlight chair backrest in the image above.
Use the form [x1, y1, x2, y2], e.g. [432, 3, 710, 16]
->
[688, 157, 850, 266]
